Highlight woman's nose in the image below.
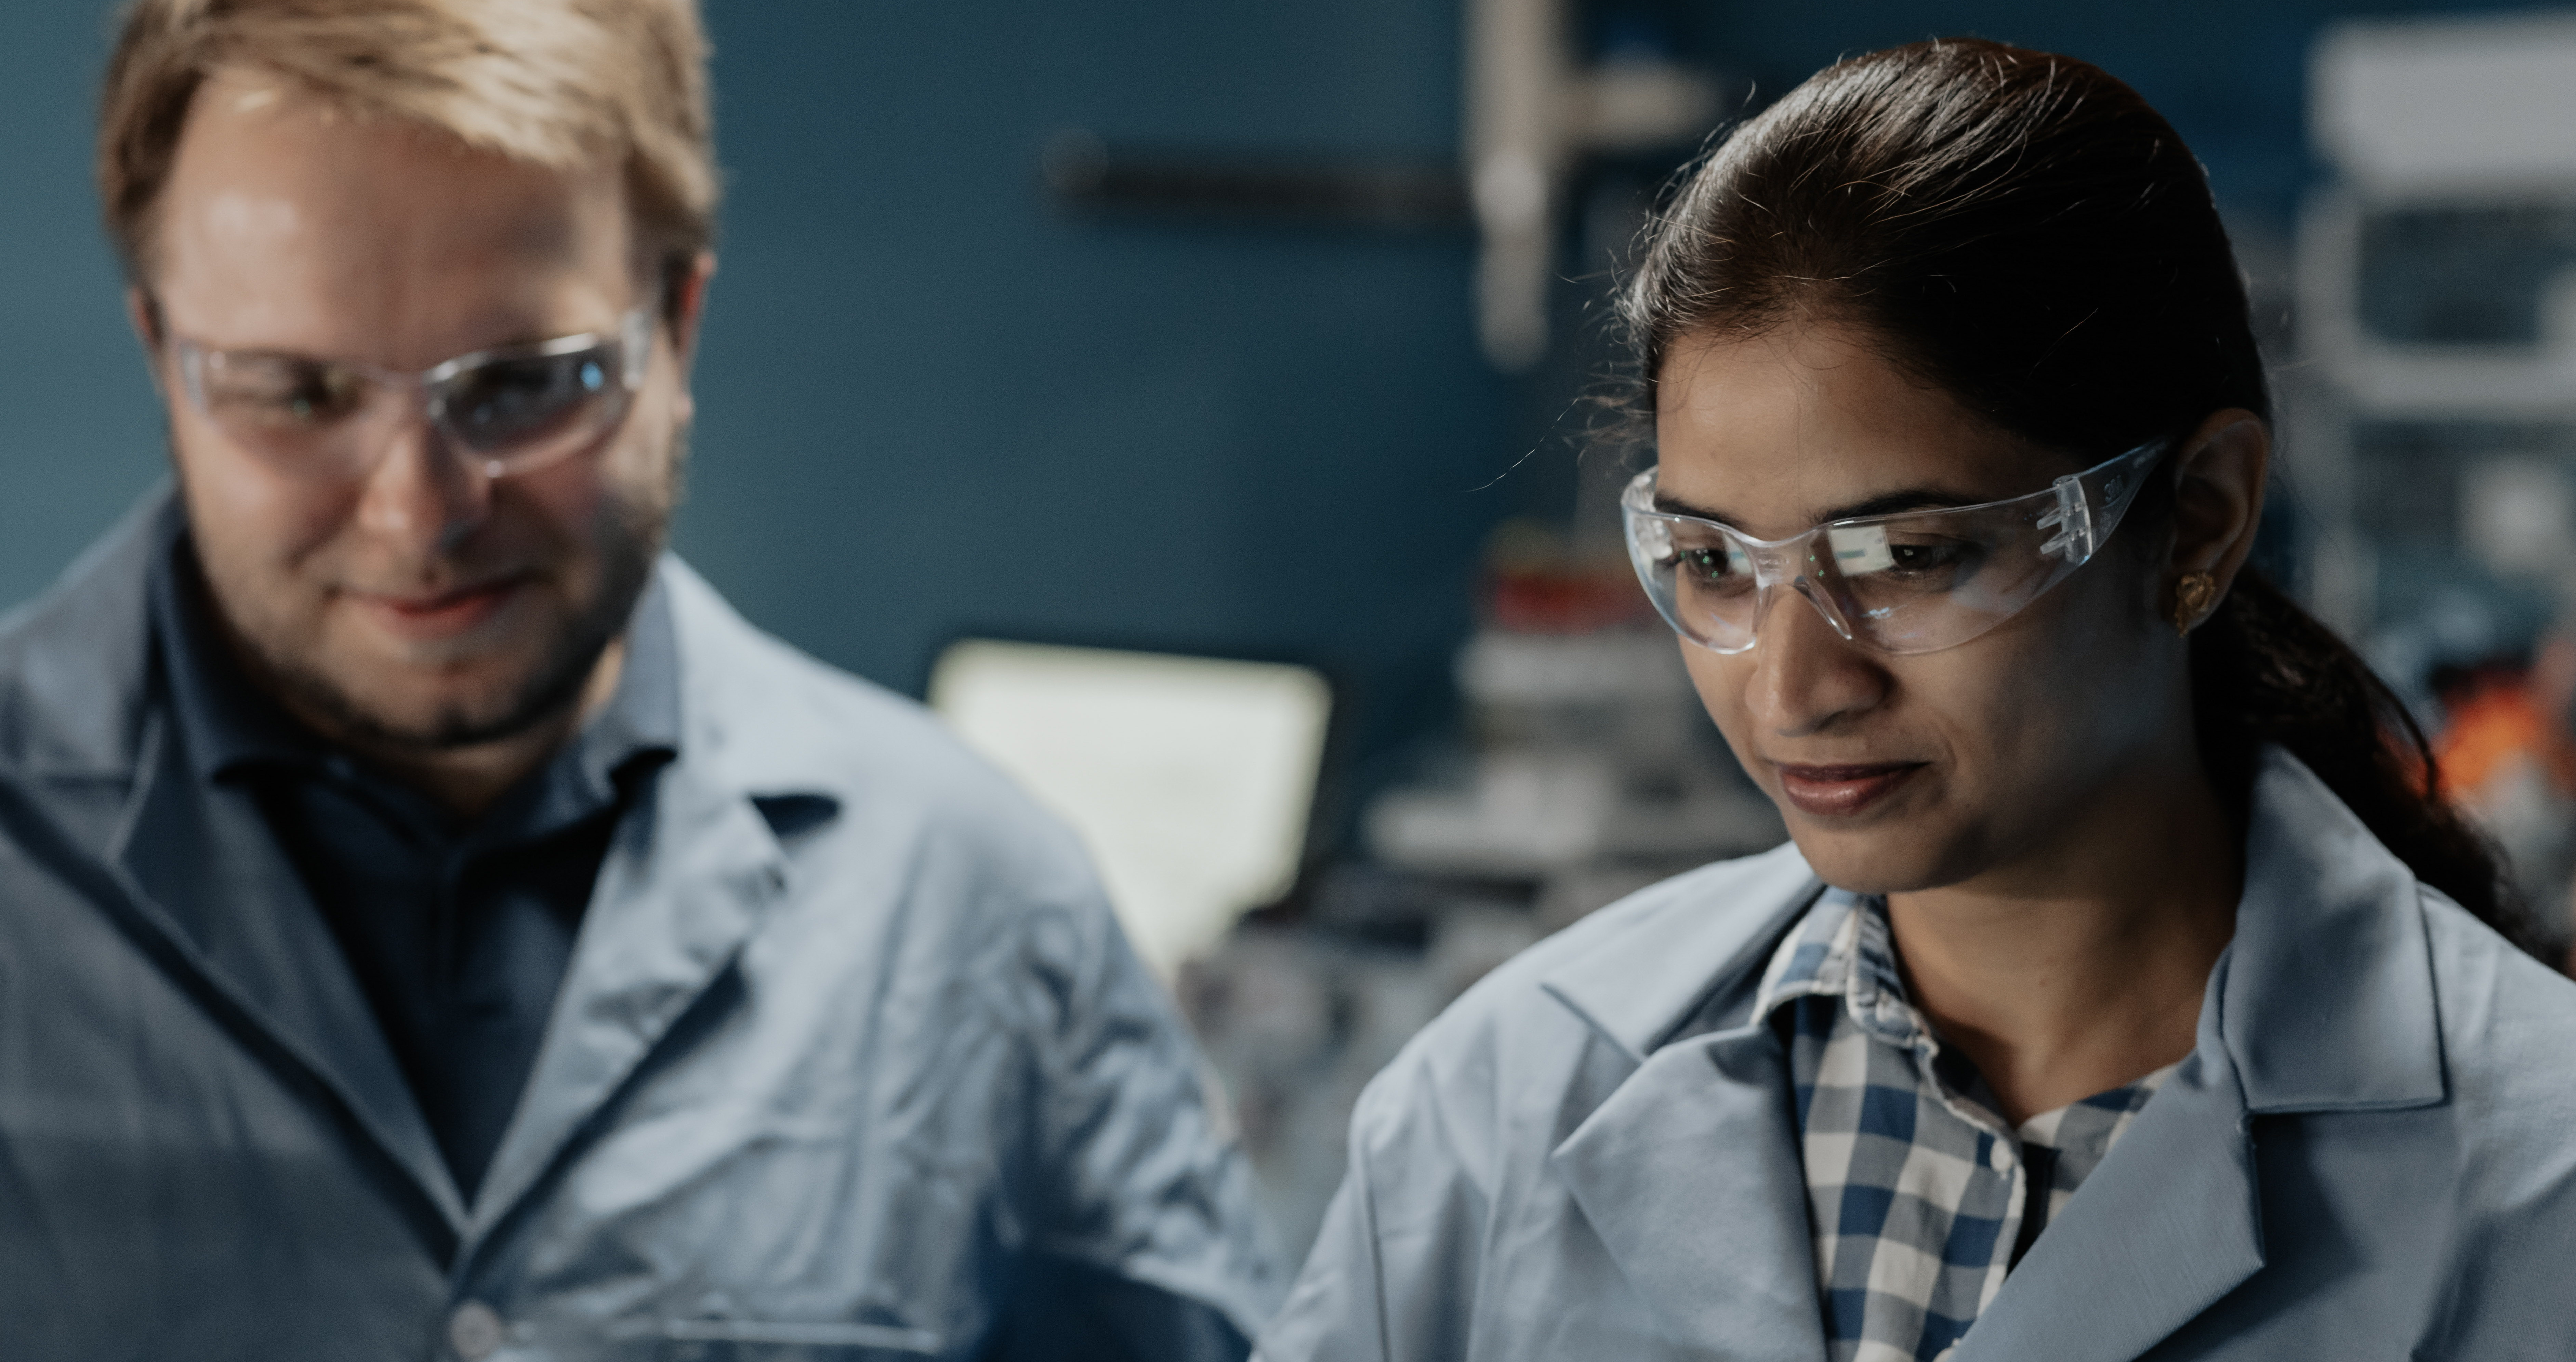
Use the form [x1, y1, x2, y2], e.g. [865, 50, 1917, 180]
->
[1745, 581, 1890, 736]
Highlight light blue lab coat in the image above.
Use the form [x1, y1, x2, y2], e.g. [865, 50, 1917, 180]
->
[0, 495, 1278, 1360]
[1258, 750, 2576, 1360]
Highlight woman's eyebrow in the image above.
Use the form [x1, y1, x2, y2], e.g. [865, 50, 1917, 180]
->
[1649, 490, 1740, 526]
[1821, 487, 1984, 521]
[1650, 485, 1984, 527]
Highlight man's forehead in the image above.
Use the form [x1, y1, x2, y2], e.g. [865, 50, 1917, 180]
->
[152, 73, 634, 354]
[165, 76, 616, 258]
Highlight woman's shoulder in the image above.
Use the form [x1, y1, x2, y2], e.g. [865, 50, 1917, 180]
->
[2416, 886, 2576, 1094]
[1436, 839, 1814, 1041]
[1346, 840, 1819, 1151]
[2385, 887, 2576, 1342]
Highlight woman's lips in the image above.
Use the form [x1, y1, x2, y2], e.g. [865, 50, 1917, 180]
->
[1772, 761, 1927, 818]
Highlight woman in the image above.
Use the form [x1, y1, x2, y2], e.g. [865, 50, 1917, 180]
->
[1257, 39, 2576, 1362]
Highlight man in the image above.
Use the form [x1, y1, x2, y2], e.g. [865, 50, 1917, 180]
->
[0, 2, 1276, 1357]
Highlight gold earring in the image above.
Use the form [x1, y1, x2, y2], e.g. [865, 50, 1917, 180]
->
[2171, 572, 2218, 636]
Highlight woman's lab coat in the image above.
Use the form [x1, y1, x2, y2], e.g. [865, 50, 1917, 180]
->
[1257, 750, 2576, 1360]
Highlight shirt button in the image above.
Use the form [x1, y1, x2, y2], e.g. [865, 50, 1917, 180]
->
[1988, 1139, 2012, 1172]
[447, 1301, 506, 1360]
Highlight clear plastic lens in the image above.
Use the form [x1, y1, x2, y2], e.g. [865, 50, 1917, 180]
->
[437, 346, 625, 453]
[174, 308, 652, 480]
[1827, 525, 1893, 574]
[1621, 441, 2163, 657]
[197, 355, 370, 432]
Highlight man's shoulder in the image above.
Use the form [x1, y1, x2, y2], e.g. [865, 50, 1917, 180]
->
[656, 558, 1097, 887]
[0, 492, 169, 778]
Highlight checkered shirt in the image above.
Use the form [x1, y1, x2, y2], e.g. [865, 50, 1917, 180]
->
[1753, 889, 2174, 1362]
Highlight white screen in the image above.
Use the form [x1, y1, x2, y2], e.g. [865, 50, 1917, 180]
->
[929, 640, 1332, 979]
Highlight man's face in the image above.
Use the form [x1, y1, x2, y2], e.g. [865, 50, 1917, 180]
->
[146, 73, 699, 752]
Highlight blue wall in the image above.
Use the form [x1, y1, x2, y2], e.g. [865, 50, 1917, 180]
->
[0, 0, 2555, 800]
[0, 6, 167, 602]
[681, 0, 1528, 771]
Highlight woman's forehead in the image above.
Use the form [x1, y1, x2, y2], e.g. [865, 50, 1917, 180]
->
[1653, 324, 2063, 528]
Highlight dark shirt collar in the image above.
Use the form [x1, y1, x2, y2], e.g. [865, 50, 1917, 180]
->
[149, 531, 682, 831]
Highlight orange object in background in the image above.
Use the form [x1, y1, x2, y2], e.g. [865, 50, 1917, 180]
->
[2433, 670, 2576, 802]
[2429, 644, 2576, 978]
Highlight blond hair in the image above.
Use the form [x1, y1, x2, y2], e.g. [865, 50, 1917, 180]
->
[98, 0, 716, 283]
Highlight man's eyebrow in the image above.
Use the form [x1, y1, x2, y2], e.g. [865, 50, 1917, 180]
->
[1649, 485, 1984, 528]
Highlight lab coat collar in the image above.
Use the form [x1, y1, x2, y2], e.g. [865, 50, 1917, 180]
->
[1538, 745, 2447, 1359]
[1536, 846, 1829, 1354]
[1962, 748, 2441, 1357]
[110, 712, 475, 1235]
[0, 492, 844, 1256]
[0, 487, 169, 786]
[81, 500, 476, 1235]
[0, 489, 842, 810]
[1541, 745, 2444, 1111]
[463, 559, 828, 1243]
[1549, 1021, 1830, 1360]
[1960, 960, 2265, 1360]
[1538, 839, 1821, 1062]
[2218, 746, 2445, 1114]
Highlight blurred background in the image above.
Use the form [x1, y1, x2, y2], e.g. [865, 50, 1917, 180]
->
[8, 0, 2576, 1264]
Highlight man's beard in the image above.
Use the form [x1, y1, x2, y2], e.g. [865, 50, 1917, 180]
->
[249, 499, 665, 754]
[182, 411, 691, 759]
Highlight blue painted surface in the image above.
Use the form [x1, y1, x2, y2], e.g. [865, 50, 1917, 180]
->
[683, 0, 1524, 767]
[0, 0, 2557, 790]
[0, 6, 169, 611]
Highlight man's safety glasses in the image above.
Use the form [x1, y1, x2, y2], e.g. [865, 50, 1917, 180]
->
[165, 308, 656, 483]
[1621, 441, 2165, 657]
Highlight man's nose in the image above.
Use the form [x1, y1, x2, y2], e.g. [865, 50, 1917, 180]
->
[352, 409, 490, 554]
[1745, 581, 1890, 737]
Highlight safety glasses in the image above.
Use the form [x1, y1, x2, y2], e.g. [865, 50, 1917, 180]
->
[165, 307, 656, 483]
[1621, 441, 2166, 657]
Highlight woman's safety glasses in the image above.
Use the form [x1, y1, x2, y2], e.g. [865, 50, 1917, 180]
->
[1621, 441, 2165, 657]
[167, 308, 656, 483]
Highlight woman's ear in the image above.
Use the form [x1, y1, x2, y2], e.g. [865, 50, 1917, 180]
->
[2166, 408, 2270, 616]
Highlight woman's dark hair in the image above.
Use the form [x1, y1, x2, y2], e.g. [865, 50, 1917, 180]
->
[1619, 38, 2544, 953]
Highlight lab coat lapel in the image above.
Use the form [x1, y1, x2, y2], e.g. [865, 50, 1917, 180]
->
[111, 712, 468, 1233]
[1964, 750, 2444, 1360]
[1551, 1023, 1829, 1360]
[1958, 1011, 2263, 1362]
[468, 561, 819, 1239]
[1, 489, 465, 1232]
[465, 747, 785, 1239]
[1533, 842, 1827, 1357]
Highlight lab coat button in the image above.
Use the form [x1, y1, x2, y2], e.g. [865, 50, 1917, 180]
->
[448, 1301, 506, 1360]
[1988, 1140, 2011, 1171]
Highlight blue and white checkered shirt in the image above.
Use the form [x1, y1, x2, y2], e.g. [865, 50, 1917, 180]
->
[1754, 890, 2174, 1362]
